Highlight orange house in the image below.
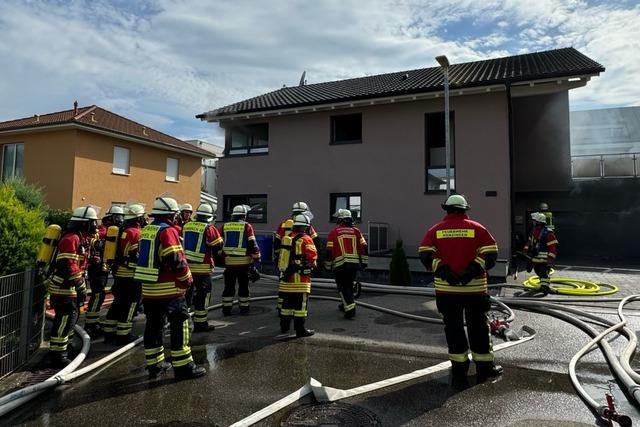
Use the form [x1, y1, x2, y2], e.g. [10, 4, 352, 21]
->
[0, 103, 211, 213]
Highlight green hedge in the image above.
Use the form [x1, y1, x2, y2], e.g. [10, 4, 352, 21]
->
[389, 239, 412, 286]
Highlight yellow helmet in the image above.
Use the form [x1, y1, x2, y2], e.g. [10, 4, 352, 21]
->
[441, 194, 470, 210]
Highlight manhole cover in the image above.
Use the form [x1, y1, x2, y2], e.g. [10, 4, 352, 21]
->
[282, 402, 381, 426]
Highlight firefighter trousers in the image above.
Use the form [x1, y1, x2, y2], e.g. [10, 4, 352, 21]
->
[435, 293, 494, 365]
[143, 296, 193, 368]
[222, 267, 250, 313]
[334, 266, 357, 315]
[50, 296, 79, 353]
[533, 263, 551, 285]
[86, 271, 107, 326]
[280, 292, 309, 332]
[103, 277, 142, 337]
[192, 274, 213, 325]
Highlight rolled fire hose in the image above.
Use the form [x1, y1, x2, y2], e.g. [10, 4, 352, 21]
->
[522, 274, 619, 296]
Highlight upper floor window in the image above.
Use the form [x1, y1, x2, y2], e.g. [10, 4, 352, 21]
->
[331, 113, 362, 145]
[425, 112, 455, 192]
[222, 194, 267, 223]
[112, 146, 130, 175]
[1, 143, 24, 180]
[166, 157, 179, 182]
[330, 192, 362, 222]
[225, 123, 269, 156]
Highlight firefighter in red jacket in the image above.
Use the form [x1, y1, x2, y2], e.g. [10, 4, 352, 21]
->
[220, 205, 261, 315]
[134, 197, 205, 380]
[183, 203, 223, 332]
[325, 209, 368, 319]
[47, 206, 98, 367]
[419, 195, 501, 389]
[524, 212, 558, 294]
[85, 205, 124, 336]
[278, 213, 317, 337]
[102, 203, 145, 344]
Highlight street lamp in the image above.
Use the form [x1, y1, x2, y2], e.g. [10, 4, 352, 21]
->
[435, 55, 451, 196]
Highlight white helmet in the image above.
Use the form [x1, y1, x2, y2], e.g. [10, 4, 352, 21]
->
[333, 208, 352, 219]
[124, 203, 146, 220]
[180, 203, 193, 212]
[442, 194, 470, 210]
[292, 213, 311, 227]
[232, 204, 250, 217]
[531, 212, 547, 224]
[292, 201, 309, 214]
[151, 197, 180, 215]
[539, 202, 549, 211]
[196, 203, 215, 219]
[106, 205, 125, 215]
[71, 206, 100, 221]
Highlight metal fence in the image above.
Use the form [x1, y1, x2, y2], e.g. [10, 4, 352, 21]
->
[0, 269, 46, 380]
[572, 153, 639, 179]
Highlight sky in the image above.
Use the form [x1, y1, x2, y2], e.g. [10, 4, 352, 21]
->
[0, 0, 639, 146]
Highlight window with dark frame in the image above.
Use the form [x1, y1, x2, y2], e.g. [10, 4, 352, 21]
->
[223, 194, 268, 223]
[425, 112, 455, 192]
[331, 113, 362, 145]
[225, 123, 269, 156]
[330, 193, 362, 222]
[1, 143, 24, 180]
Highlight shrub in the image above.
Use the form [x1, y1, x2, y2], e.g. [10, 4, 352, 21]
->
[3, 177, 45, 211]
[44, 208, 73, 227]
[0, 184, 46, 276]
[389, 239, 412, 286]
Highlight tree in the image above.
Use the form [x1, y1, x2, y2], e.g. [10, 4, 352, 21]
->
[389, 239, 412, 286]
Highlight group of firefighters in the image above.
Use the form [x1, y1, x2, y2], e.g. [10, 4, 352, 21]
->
[40, 192, 556, 388]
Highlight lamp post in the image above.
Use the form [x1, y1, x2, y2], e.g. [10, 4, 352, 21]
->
[435, 55, 451, 196]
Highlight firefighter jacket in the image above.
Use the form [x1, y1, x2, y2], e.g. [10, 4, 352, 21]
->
[419, 213, 498, 295]
[220, 221, 261, 267]
[134, 220, 192, 299]
[114, 225, 142, 278]
[87, 224, 108, 276]
[278, 232, 317, 294]
[274, 218, 318, 254]
[49, 231, 89, 297]
[324, 224, 368, 270]
[524, 224, 558, 264]
[183, 221, 223, 275]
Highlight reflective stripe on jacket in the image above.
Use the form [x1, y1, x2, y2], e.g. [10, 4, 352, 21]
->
[278, 232, 317, 294]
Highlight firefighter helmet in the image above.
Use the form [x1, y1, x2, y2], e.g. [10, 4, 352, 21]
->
[71, 206, 100, 221]
[531, 212, 547, 224]
[196, 203, 215, 219]
[106, 205, 125, 215]
[292, 213, 311, 227]
[124, 203, 146, 220]
[539, 202, 549, 211]
[292, 201, 309, 213]
[232, 204, 250, 217]
[441, 194, 470, 211]
[333, 208, 352, 219]
[180, 203, 193, 212]
[151, 197, 180, 215]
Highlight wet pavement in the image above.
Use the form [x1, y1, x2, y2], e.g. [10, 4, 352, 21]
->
[2, 269, 640, 426]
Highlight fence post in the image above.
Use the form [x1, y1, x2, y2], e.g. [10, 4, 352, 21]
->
[17, 269, 34, 365]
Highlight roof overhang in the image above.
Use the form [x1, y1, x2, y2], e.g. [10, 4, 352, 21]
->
[198, 74, 599, 124]
[0, 123, 213, 158]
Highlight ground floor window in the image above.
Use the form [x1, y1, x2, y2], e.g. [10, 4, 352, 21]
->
[330, 192, 361, 222]
[223, 194, 268, 223]
[2, 143, 24, 180]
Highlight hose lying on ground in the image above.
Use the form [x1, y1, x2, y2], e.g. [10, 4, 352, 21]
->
[522, 275, 619, 296]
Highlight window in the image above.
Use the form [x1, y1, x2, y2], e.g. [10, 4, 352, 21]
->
[330, 193, 362, 222]
[1, 143, 24, 180]
[112, 146, 130, 175]
[425, 112, 455, 192]
[166, 157, 179, 182]
[223, 194, 268, 223]
[225, 123, 269, 156]
[331, 113, 362, 145]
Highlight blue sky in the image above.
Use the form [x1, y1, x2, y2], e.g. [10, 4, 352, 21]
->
[0, 0, 638, 146]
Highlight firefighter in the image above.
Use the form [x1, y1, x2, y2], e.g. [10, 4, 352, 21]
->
[324, 209, 368, 319]
[46, 206, 98, 368]
[85, 205, 124, 337]
[278, 213, 317, 337]
[539, 202, 554, 230]
[418, 194, 501, 389]
[524, 212, 558, 294]
[274, 201, 319, 312]
[220, 205, 261, 315]
[174, 203, 193, 234]
[134, 196, 205, 380]
[183, 203, 223, 332]
[102, 203, 146, 344]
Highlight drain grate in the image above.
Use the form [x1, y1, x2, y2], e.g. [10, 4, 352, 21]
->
[18, 369, 58, 387]
[282, 402, 381, 426]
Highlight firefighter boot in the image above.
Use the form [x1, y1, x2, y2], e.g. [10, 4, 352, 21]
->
[280, 317, 291, 333]
[51, 352, 72, 369]
[193, 322, 215, 333]
[103, 332, 116, 345]
[344, 307, 356, 319]
[222, 307, 232, 316]
[450, 360, 470, 390]
[147, 361, 171, 379]
[116, 333, 138, 345]
[294, 318, 314, 338]
[174, 362, 207, 381]
[84, 324, 102, 339]
[476, 362, 503, 384]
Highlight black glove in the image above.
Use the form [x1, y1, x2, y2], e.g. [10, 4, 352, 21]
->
[435, 265, 460, 285]
[526, 261, 533, 273]
[248, 265, 260, 282]
[76, 288, 87, 307]
[459, 261, 484, 285]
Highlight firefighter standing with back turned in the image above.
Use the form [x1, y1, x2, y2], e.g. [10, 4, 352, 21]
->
[524, 212, 558, 294]
[325, 209, 368, 319]
[46, 206, 98, 368]
[182, 203, 223, 332]
[134, 196, 205, 380]
[419, 195, 502, 389]
[220, 205, 261, 315]
[278, 213, 317, 337]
